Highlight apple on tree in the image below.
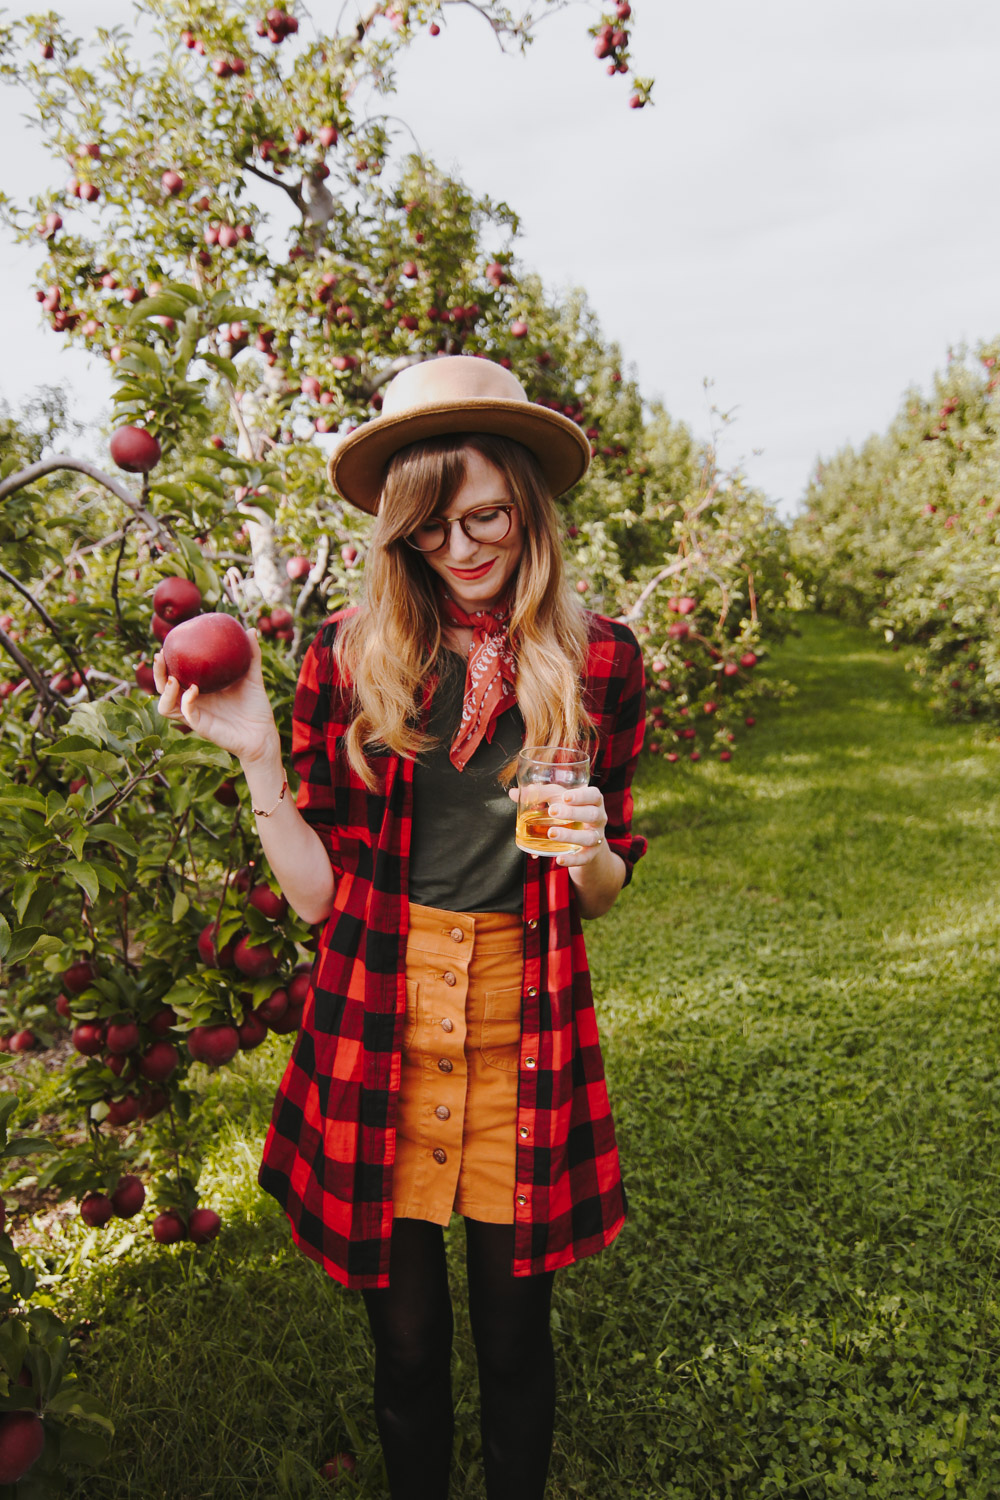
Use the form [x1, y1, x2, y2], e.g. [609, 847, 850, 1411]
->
[109, 425, 161, 474]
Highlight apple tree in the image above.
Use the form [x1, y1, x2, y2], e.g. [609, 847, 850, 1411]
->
[790, 339, 1000, 720]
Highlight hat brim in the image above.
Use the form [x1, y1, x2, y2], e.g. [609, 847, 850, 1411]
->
[326, 399, 592, 514]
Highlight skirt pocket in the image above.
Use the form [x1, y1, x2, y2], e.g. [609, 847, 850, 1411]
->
[480, 986, 523, 1073]
[402, 978, 419, 1052]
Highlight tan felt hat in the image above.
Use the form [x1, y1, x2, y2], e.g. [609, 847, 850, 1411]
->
[326, 355, 592, 514]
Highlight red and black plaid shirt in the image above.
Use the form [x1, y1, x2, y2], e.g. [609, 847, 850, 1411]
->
[258, 609, 647, 1288]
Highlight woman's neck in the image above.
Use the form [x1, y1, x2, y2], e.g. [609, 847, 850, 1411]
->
[442, 625, 473, 657]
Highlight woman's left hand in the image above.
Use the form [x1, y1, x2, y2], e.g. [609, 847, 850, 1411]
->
[509, 785, 609, 867]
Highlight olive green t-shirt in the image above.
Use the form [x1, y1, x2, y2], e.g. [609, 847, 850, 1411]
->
[409, 651, 524, 914]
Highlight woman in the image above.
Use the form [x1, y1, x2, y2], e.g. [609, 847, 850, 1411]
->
[154, 354, 647, 1499]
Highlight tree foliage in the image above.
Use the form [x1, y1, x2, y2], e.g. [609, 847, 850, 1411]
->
[789, 341, 1000, 720]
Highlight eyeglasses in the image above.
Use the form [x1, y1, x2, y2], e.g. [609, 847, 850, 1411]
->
[404, 504, 516, 553]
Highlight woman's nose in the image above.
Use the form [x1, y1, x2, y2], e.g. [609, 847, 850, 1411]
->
[446, 521, 479, 560]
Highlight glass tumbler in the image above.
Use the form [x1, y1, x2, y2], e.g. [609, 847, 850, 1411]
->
[514, 746, 591, 856]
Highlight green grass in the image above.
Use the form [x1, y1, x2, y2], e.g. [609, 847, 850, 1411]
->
[40, 615, 1000, 1497]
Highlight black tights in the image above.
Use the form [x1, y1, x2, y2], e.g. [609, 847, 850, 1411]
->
[361, 1216, 556, 1499]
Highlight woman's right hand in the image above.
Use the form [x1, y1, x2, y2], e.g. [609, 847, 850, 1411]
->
[153, 628, 280, 766]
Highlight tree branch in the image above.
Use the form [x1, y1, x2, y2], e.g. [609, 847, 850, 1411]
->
[0, 458, 173, 549]
[240, 157, 305, 210]
[0, 563, 95, 698]
[0, 624, 67, 716]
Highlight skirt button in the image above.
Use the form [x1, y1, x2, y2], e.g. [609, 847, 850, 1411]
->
[433, 1148, 447, 1164]
[437, 1058, 453, 1074]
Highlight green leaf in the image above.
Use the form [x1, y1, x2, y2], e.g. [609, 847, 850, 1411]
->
[12, 872, 40, 924]
[148, 482, 194, 506]
[159, 741, 233, 770]
[46, 1386, 115, 1434]
[85, 823, 140, 857]
[119, 342, 162, 373]
[62, 861, 100, 905]
[3, 927, 42, 965]
[200, 352, 239, 384]
[51, 1423, 110, 1466]
[0, 786, 46, 812]
[127, 293, 195, 324]
[0, 913, 9, 962]
[171, 890, 190, 923]
[212, 304, 260, 325]
[162, 281, 202, 306]
[187, 471, 227, 498]
[0, 1137, 57, 1160]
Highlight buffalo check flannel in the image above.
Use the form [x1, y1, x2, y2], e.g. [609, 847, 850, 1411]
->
[258, 608, 648, 1288]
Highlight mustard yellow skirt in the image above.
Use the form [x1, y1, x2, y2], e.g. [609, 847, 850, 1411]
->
[393, 902, 523, 1225]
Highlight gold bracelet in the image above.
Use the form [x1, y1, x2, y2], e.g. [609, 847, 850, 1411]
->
[253, 777, 287, 818]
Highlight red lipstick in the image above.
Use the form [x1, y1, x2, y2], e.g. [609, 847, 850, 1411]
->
[447, 559, 495, 580]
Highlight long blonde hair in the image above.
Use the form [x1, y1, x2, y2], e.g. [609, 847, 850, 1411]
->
[334, 434, 592, 788]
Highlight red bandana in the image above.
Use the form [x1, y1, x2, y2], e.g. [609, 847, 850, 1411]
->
[439, 591, 518, 771]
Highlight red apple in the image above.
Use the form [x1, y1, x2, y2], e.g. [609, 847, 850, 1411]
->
[106, 1053, 127, 1077]
[188, 1207, 221, 1244]
[63, 960, 96, 994]
[0, 1411, 45, 1485]
[214, 779, 240, 807]
[320, 1453, 357, 1480]
[109, 425, 161, 474]
[187, 1024, 240, 1067]
[105, 1095, 139, 1127]
[9, 1031, 36, 1053]
[162, 614, 252, 693]
[80, 1192, 114, 1228]
[111, 1174, 145, 1217]
[288, 971, 311, 1006]
[152, 1210, 187, 1244]
[739, 651, 758, 669]
[138, 1041, 179, 1081]
[72, 1022, 105, 1057]
[511, 320, 528, 338]
[286, 555, 311, 580]
[152, 576, 202, 624]
[238, 1010, 268, 1050]
[136, 1086, 168, 1119]
[269, 1001, 304, 1035]
[197, 922, 237, 968]
[161, 169, 185, 196]
[248, 885, 288, 921]
[55, 992, 72, 1020]
[234, 935, 281, 979]
[148, 1005, 177, 1036]
[106, 1020, 140, 1054]
[256, 988, 289, 1026]
[318, 124, 338, 149]
[268, 606, 294, 632]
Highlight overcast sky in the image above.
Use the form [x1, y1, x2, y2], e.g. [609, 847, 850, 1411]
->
[2, 0, 998, 516]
